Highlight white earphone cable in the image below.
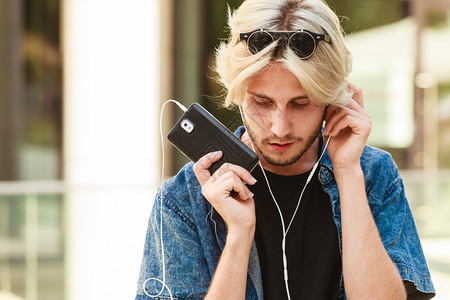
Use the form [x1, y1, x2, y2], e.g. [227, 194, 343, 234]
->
[238, 105, 331, 300]
[286, 135, 331, 234]
[144, 102, 329, 300]
[142, 100, 187, 299]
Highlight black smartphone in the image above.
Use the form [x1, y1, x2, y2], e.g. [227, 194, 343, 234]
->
[168, 103, 259, 174]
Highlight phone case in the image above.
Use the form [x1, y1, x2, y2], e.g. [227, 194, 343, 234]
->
[168, 103, 259, 174]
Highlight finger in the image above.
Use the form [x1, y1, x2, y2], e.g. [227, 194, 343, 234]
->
[211, 162, 257, 186]
[326, 101, 369, 126]
[325, 82, 364, 124]
[193, 151, 222, 186]
[324, 105, 343, 124]
[203, 171, 253, 201]
[328, 114, 371, 138]
[346, 101, 370, 119]
[325, 107, 361, 136]
[347, 83, 364, 108]
[223, 175, 254, 201]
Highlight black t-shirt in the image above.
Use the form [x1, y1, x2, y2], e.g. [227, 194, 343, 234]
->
[249, 164, 341, 300]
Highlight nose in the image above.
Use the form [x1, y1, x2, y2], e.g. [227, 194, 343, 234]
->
[270, 108, 291, 138]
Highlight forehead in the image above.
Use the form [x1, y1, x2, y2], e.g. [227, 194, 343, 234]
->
[246, 64, 306, 96]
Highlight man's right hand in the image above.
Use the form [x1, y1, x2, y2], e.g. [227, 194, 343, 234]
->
[193, 150, 257, 234]
[194, 151, 258, 299]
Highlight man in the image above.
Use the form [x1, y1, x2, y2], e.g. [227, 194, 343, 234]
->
[135, 0, 435, 299]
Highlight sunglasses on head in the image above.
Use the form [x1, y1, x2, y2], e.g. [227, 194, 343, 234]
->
[239, 29, 331, 59]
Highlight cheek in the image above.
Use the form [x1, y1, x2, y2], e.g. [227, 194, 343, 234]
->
[242, 105, 272, 129]
[244, 113, 268, 135]
[292, 109, 325, 129]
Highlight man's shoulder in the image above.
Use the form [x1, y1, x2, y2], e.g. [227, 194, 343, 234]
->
[360, 145, 402, 193]
[156, 162, 209, 229]
[361, 144, 397, 170]
[158, 162, 206, 222]
[163, 161, 200, 196]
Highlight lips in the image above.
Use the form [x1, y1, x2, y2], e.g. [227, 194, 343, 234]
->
[269, 142, 294, 152]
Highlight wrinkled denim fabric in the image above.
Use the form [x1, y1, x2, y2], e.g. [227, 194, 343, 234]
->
[135, 127, 435, 299]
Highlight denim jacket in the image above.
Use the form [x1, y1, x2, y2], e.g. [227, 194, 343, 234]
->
[135, 127, 435, 299]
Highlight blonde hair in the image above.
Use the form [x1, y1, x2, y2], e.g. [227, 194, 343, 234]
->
[214, 0, 353, 108]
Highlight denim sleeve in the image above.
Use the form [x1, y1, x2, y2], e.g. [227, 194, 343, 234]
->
[135, 179, 211, 299]
[368, 156, 435, 298]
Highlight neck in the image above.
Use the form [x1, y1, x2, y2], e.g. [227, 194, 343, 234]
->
[241, 131, 320, 176]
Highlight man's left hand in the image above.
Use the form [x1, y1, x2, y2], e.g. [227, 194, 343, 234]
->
[323, 83, 372, 170]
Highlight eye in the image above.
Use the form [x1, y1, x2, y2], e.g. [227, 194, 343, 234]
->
[290, 100, 310, 108]
[253, 97, 273, 107]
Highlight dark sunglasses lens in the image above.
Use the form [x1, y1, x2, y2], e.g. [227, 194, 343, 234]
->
[289, 32, 315, 58]
[247, 31, 274, 54]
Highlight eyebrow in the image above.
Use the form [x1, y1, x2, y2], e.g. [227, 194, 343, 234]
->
[247, 91, 309, 101]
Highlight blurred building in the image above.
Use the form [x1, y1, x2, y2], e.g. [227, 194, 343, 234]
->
[0, 0, 450, 299]
[1, 0, 162, 299]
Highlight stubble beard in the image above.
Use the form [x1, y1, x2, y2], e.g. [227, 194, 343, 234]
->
[245, 122, 323, 167]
